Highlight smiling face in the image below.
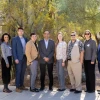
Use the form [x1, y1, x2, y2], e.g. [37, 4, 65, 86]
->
[31, 35, 37, 42]
[71, 32, 76, 41]
[18, 29, 24, 37]
[57, 33, 63, 42]
[4, 35, 9, 43]
[84, 31, 91, 40]
[43, 31, 50, 40]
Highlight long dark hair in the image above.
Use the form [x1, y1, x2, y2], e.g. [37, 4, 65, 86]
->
[1, 33, 11, 42]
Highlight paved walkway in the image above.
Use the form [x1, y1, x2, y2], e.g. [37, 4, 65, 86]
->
[0, 85, 100, 100]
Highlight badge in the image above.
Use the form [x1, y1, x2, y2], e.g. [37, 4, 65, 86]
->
[87, 44, 90, 47]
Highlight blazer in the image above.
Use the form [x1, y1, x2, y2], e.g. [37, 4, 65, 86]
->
[38, 39, 55, 64]
[25, 40, 38, 66]
[97, 45, 100, 62]
[12, 36, 28, 61]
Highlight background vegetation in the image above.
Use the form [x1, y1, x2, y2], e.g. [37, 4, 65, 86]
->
[0, 0, 100, 42]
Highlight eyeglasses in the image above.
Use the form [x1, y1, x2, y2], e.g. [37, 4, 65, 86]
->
[85, 33, 90, 35]
[71, 34, 75, 36]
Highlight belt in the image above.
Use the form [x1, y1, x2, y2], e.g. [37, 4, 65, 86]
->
[67, 59, 71, 61]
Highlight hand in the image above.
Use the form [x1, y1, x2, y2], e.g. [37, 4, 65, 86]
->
[46, 58, 49, 62]
[30, 62, 33, 65]
[62, 62, 65, 67]
[6, 64, 9, 68]
[15, 59, 19, 64]
[80, 60, 83, 65]
[91, 62, 94, 64]
[44, 57, 49, 62]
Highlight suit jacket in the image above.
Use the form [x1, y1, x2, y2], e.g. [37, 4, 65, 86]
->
[12, 36, 28, 61]
[25, 40, 38, 66]
[97, 45, 100, 62]
[38, 39, 55, 64]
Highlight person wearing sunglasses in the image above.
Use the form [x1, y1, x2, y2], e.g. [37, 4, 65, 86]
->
[67, 31, 84, 93]
[84, 30, 96, 93]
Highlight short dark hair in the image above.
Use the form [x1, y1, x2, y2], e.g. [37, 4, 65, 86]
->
[18, 27, 23, 30]
[30, 33, 36, 37]
[1, 33, 11, 42]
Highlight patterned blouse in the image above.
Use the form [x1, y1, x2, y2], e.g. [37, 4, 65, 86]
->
[56, 41, 67, 62]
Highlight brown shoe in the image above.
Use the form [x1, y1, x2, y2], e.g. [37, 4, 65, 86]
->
[16, 88, 22, 93]
[20, 86, 28, 90]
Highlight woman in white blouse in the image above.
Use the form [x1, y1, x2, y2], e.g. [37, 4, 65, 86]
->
[56, 32, 67, 91]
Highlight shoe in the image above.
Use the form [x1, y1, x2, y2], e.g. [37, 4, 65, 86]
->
[40, 88, 44, 91]
[88, 91, 95, 93]
[57, 89, 66, 91]
[20, 86, 28, 90]
[85, 90, 95, 93]
[7, 89, 12, 92]
[70, 89, 76, 92]
[85, 90, 88, 92]
[74, 90, 82, 93]
[97, 90, 100, 92]
[49, 88, 53, 91]
[3, 89, 12, 93]
[16, 88, 22, 93]
[30, 88, 39, 92]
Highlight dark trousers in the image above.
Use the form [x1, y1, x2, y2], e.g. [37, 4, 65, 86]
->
[15, 55, 27, 88]
[40, 63, 53, 89]
[1, 56, 12, 84]
[98, 62, 100, 73]
[84, 60, 95, 91]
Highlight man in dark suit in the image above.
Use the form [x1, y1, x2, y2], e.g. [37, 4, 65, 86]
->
[38, 31, 55, 91]
[12, 27, 28, 92]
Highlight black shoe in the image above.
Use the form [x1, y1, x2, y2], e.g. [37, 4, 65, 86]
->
[30, 88, 39, 92]
[49, 88, 53, 91]
[57, 89, 66, 91]
[70, 89, 76, 92]
[74, 90, 82, 93]
[85, 90, 88, 92]
[97, 90, 100, 92]
[88, 90, 95, 93]
[40, 88, 44, 91]
[85, 90, 95, 93]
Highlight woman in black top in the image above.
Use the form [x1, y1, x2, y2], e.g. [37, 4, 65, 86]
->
[84, 30, 96, 93]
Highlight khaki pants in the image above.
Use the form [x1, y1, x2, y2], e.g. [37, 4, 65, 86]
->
[67, 61, 82, 91]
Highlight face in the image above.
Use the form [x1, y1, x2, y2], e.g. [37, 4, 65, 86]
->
[58, 33, 63, 41]
[18, 29, 24, 36]
[84, 32, 91, 40]
[4, 35, 9, 42]
[71, 33, 76, 40]
[43, 31, 50, 39]
[31, 35, 37, 42]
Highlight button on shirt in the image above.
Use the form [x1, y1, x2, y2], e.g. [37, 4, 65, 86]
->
[20, 37, 26, 54]
[44, 39, 49, 49]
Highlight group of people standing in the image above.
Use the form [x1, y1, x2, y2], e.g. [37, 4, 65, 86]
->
[0, 28, 98, 94]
